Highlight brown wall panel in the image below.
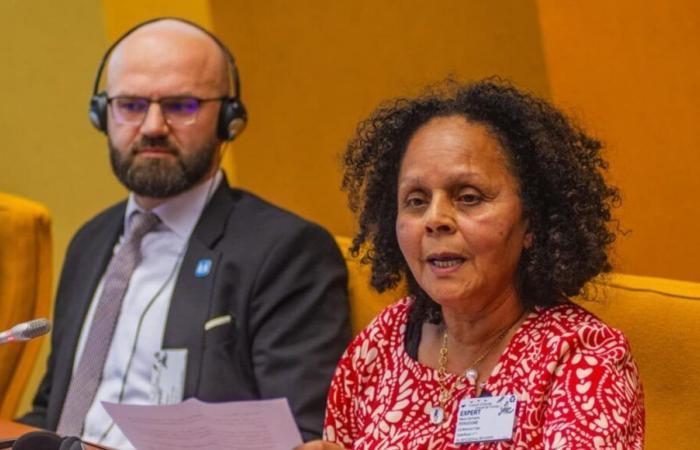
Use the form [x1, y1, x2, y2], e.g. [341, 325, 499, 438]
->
[538, 1, 700, 282]
[210, 0, 551, 236]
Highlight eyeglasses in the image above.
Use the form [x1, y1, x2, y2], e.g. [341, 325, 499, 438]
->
[107, 96, 226, 126]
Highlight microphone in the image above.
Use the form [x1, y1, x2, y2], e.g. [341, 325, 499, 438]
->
[0, 318, 51, 345]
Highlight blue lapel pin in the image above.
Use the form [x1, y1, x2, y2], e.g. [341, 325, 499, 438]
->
[194, 259, 212, 278]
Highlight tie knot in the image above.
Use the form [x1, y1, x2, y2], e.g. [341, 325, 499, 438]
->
[127, 211, 160, 242]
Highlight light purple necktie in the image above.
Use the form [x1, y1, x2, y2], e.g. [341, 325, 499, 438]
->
[57, 211, 159, 436]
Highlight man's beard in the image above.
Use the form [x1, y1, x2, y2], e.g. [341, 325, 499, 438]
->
[109, 136, 218, 198]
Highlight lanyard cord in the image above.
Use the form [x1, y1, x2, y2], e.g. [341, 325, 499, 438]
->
[96, 252, 184, 443]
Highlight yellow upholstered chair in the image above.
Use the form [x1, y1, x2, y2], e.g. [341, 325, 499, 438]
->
[335, 236, 700, 450]
[335, 236, 405, 335]
[0, 193, 52, 419]
[582, 275, 700, 450]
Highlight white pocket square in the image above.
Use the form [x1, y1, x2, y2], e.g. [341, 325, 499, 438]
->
[204, 315, 232, 331]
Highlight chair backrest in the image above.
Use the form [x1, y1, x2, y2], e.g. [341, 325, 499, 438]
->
[335, 235, 700, 450]
[0, 193, 52, 419]
[582, 274, 700, 450]
[335, 236, 405, 335]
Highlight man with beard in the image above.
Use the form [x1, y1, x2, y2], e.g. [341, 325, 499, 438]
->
[20, 18, 351, 449]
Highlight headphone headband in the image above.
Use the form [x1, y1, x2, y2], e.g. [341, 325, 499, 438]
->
[89, 16, 247, 140]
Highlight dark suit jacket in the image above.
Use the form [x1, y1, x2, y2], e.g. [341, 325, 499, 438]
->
[21, 180, 351, 441]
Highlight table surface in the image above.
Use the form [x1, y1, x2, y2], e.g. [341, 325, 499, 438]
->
[0, 418, 106, 449]
[0, 419, 35, 436]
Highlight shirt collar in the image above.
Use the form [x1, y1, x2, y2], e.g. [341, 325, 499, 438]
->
[124, 170, 223, 240]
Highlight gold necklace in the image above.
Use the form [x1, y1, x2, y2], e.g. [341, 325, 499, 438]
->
[429, 312, 525, 425]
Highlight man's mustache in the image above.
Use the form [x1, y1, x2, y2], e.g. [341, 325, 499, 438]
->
[131, 137, 179, 155]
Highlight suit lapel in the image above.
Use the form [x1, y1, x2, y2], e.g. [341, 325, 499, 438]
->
[70, 214, 124, 323]
[162, 181, 239, 397]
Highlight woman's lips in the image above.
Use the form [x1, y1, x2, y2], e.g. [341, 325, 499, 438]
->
[426, 253, 466, 273]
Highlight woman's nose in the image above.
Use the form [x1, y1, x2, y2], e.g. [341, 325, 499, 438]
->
[424, 196, 456, 235]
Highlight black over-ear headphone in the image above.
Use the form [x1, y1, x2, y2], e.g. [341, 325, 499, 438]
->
[88, 16, 247, 141]
[0, 431, 86, 450]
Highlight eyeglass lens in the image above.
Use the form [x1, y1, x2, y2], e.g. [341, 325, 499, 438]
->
[111, 97, 201, 125]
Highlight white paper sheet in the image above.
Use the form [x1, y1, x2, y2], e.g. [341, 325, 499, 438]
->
[102, 398, 303, 450]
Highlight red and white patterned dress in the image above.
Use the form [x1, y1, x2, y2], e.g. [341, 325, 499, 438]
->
[323, 297, 644, 449]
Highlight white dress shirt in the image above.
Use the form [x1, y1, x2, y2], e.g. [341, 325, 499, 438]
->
[73, 172, 223, 449]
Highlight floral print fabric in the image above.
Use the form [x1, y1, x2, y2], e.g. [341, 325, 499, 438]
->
[324, 297, 644, 449]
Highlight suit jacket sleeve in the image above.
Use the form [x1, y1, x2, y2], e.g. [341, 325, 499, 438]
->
[247, 221, 351, 441]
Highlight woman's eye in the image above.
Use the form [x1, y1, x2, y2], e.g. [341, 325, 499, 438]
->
[458, 193, 482, 205]
[405, 196, 426, 208]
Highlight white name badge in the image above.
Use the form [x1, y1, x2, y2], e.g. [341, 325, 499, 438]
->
[454, 394, 518, 444]
[149, 349, 187, 405]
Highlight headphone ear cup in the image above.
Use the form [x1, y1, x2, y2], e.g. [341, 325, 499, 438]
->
[217, 97, 247, 141]
[12, 431, 62, 450]
[89, 92, 109, 133]
[58, 436, 83, 450]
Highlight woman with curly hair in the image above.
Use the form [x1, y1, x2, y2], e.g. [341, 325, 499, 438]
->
[298, 79, 644, 449]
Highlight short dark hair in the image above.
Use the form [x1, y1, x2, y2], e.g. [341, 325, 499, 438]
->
[342, 78, 620, 323]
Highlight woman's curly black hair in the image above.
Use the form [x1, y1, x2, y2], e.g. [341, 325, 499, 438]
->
[342, 78, 620, 324]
